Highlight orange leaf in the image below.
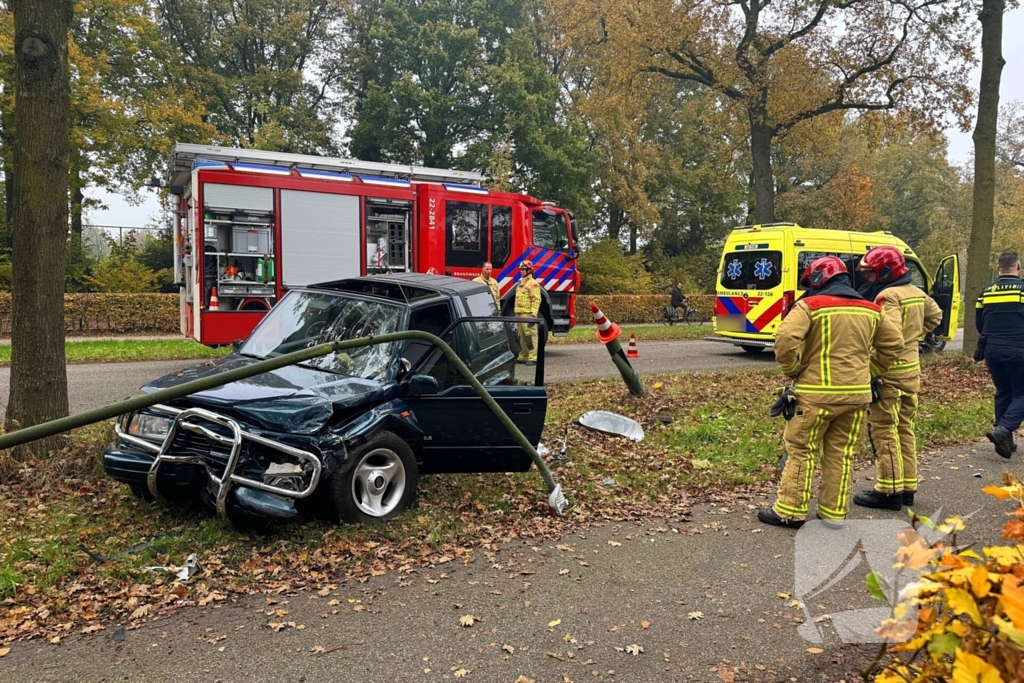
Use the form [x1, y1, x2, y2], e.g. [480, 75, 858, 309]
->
[1004, 520, 1024, 542]
[1001, 576, 1024, 631]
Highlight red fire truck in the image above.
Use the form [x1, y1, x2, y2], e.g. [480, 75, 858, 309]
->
[167, 144, 580, 346]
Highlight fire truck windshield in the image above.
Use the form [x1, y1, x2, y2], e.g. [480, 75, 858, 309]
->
[532, 210, 570, 252]
[240, 291, 403, 379]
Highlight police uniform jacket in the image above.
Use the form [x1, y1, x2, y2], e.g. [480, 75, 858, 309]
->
[976, 276, 1024, 348]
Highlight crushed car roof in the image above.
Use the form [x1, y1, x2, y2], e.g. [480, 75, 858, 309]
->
[309, 273, 490, 303]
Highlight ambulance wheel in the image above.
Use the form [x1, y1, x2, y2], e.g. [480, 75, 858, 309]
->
[741, 345, 766, 355]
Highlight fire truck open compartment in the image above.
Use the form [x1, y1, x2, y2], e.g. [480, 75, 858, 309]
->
[168, 144, 579, 346]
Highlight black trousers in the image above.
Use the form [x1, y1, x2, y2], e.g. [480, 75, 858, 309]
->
[986, 344, 1024, 432]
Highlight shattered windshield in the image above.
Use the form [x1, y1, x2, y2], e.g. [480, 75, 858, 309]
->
[240, 291, 404, 379]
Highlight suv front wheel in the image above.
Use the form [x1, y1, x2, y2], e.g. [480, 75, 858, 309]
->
[330, 431, 419, 524]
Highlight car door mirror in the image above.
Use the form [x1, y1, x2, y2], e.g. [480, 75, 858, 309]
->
[232, 339, 244, 352]
[400, 358, 412, 375]
[403, 374, 439, 396]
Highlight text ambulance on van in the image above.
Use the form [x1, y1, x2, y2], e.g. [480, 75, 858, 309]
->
[708, 223, 961, 355]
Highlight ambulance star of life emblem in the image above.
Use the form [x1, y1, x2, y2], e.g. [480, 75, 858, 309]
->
[727, 259, 743, 280]
[754, 258, 773, 280]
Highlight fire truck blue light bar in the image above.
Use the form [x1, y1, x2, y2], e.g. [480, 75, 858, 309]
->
[296, 169, 354, 182]
[230, 163, 293, 176]
[442, 183, 488, 195]
[359, 175, 412, 188]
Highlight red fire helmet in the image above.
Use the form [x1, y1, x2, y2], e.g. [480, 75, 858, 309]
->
[857, 246, 908, 283]
[800, 255, 849, 289]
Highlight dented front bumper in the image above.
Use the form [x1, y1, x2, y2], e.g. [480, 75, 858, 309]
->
[106, 404, 323, 521]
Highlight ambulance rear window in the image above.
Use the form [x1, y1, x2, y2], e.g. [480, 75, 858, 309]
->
[720, 251, 782, 290]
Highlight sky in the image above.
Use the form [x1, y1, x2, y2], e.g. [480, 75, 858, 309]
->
[86, 7, 1024, 231]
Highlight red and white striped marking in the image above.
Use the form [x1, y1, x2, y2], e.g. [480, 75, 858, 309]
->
[591, 302, 613, 331]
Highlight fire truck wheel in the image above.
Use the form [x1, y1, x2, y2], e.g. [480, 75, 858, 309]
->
[329, 431, 418, 524]
[741, 345, 767, 355]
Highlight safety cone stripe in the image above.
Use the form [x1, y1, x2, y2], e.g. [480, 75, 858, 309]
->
[626, 333, 640, 358]
[589, 301, 622, 344]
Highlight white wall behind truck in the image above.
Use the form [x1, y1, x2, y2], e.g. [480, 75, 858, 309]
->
[280, 190, 361, 287]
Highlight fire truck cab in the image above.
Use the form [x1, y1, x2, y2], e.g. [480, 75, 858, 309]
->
[167, 144, 580, 346]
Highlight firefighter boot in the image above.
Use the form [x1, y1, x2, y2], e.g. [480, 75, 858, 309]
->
[902, 491, 915, 506]
[757, 508, 805, 529]
[853, 489, 903, 511]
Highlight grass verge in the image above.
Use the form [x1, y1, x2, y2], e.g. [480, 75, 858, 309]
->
[0, 339, 230, 366]
[0, 354, 997, 642]
[550, 324, 709, 345]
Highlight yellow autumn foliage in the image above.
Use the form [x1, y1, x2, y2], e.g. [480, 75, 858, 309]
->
[874, 474, 1024, 681]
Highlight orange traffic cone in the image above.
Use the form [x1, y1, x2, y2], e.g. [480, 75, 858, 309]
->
[590, 302, 621, 344]
[626, 332, 640, 359]
[210, 287, 219, 311]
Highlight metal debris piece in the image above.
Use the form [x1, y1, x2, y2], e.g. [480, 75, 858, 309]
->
[973, 472, 983, 478]
[112, 628, 125, 643]
[655, 415, 672, 425]
[602, 477, 618, 488]
[578, 411, 645, 442]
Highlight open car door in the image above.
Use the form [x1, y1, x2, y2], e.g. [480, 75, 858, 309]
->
[404, 317, 547, 474]
[931, 254, 961, 341]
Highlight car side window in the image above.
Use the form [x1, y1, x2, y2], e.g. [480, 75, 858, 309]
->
[404, 303, 454, 369]
[416, 320, 530, 390]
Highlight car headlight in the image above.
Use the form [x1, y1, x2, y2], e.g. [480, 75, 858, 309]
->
[127, 413, 173, 441]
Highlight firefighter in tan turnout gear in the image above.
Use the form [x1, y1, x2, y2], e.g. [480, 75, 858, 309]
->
[515, 260, 542, 363]
[853, 247, 943, 510]
[759, 256, 903, 529]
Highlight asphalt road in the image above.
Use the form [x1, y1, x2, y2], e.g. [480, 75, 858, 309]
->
[0, 442, 1008, 682]
[0, 332, 964, 415]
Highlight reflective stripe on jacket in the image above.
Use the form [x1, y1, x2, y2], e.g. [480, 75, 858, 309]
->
[976, 276, 1024, 346]
[871, 283, 942, 389]
[514, 275, 541, 315]
[775, 295, 903, 404]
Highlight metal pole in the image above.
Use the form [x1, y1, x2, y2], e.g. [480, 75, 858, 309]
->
[603, 336, 643, 396]
[0, 330, 566, 511]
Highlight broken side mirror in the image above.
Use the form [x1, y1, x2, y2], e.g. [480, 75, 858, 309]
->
[231, 339, 244, 352]
[403, 374, 439, 397]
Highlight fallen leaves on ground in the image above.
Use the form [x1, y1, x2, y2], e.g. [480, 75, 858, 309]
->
[0, 356, 993, 644]
[459, 615, 479, 627]
[687, 612, 703, 620]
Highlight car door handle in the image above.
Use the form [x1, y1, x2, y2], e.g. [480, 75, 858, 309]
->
[513, 403, 532, 415]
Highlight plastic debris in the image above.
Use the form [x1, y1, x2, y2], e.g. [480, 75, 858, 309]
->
[548, 484, 568, 514]
[578, 410, 645, 442]
[537, 442, 550, 457]
[147, 553, 201, 582]
[602, 477, 618, 488]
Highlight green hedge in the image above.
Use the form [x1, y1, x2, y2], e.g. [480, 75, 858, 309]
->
[579, 295, 715, 324]
[0, 293, 180, 336]
[0, 292, 721, 336]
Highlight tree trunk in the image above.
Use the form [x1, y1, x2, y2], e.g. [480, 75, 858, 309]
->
[608, 205, 624, 241]
[748, 110, 776, 224]
[963, 0, 1005, 357]
[4, 0, 73, 462]
[628, 223, 638, 255]
[70, 172, 83, 238]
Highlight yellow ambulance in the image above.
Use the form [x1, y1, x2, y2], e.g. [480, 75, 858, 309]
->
[710, 223, 961, 354]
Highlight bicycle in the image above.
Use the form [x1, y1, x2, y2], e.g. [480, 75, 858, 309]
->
[662, 297, 709, 325]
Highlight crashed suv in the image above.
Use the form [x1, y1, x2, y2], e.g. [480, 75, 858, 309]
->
[104, 274, 547, 524]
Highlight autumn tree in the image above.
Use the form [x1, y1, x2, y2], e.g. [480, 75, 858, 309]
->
[5, 0, 73, 459]
[340, 0, 593, 208]
[556, 0, 975, 223]
[158, 0, 344, 153]
[963, 0, 1006, 356]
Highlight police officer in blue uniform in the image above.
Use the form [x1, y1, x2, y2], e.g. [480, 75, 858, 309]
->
[976, 250, 1024, 458]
